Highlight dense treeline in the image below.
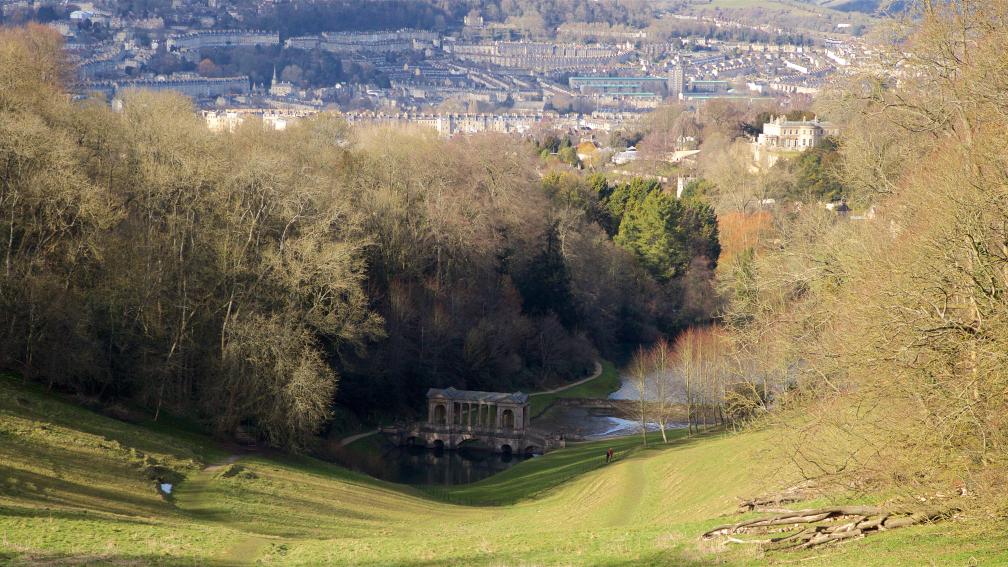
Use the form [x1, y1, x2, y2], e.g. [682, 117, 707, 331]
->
[243, 0, 657, 39]
[252, 1, 457, 38]
[0, 25, 718, 448]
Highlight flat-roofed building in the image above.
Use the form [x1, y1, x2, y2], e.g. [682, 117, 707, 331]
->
[86, 75, 250, 101]
[167, 30, 279, 51]
[568, 76, 673, 96]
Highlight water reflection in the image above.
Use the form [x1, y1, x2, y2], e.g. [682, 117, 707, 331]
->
[330, 441, 529, 485]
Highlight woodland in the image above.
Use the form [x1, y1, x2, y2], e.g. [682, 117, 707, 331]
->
[0, 24, 719, 448]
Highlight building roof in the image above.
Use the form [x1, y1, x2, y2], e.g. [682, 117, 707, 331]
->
[427, 387, 529, 404]
[768, 115, 838, 128]
[569, 76, 667, 83]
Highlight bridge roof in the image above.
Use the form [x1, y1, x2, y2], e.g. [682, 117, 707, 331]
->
[427, 387, 528, 405]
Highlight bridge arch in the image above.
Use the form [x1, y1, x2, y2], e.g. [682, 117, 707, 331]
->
[432, 403, 447, 425]
[457, 437, 485, 451]
[432, 439, 445, 450]
[524, 445, 539, 456]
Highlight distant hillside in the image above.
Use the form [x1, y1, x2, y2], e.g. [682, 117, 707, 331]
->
[816, 0, 910, 15]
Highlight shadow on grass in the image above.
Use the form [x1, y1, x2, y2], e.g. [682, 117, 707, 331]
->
[175, 473, 383, 538]
[421, 428, 726, 506]
[0, 463, 175, 520]
[0, 375, 221, 466]
[0, 503, 162, 526]
[0, 549, 245, 566]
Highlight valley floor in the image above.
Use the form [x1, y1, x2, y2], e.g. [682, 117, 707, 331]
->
[0, 375, 1004, 566]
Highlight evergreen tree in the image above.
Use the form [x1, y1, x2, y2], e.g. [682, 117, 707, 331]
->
[516, 223, 578, 327]
[614, 191, 719, 282]
[616, 191, 689, 282]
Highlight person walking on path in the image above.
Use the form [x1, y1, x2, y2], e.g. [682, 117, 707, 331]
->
[606, 447, 614, 463]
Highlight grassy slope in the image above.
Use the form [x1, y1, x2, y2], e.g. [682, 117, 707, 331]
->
[528, 360, 622, 417]
[0, 374, 1004, 566]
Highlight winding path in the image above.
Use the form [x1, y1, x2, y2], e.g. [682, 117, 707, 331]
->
[175, 455, 275, 565]
[338, 428, 379, 447]
[528, 360, 604, 397]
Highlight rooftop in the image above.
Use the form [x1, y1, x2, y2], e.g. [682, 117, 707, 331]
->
[427, 387, 529, 404]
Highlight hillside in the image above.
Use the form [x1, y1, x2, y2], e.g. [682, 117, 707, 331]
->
[1, 375, 1003, 566]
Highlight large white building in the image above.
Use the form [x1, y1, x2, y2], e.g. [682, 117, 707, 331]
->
[757, 115, 839, 151]
[754, 115, 841, 167]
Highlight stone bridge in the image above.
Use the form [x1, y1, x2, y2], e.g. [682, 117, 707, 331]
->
[382, 387, 565, 455]
[381, 422, 563, 455]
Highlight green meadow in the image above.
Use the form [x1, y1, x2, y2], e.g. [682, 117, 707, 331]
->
[1, 374, 1004, 566]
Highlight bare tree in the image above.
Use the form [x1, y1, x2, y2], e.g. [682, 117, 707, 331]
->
[628, 346, 652, 447]
[647, 338, 676, 443]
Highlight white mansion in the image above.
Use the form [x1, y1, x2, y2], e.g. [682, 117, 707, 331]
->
[754, 115, 841, 167]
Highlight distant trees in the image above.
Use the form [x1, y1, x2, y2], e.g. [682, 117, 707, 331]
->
[252, 1, 455, 37]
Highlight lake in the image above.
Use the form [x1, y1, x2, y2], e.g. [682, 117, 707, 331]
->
[326, 440, 530, 485]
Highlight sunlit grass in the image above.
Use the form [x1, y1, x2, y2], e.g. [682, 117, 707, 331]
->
[1, 373, 1004, 566]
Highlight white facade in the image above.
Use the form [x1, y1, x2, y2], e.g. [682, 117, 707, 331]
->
[757, 115, 840, 151]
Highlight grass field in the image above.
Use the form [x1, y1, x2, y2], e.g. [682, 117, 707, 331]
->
[1, 373, 1005, 566]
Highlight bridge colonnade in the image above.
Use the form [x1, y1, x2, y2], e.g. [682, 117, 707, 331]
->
[428, 398, 528, 431]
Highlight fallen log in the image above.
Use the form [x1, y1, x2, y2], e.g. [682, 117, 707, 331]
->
[737, 482, 816, 513]
[703, 506, 886, 538]
[703, 506, 955, 551]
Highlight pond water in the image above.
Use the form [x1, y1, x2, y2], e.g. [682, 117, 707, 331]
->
[531, 406, 662, 439]
[533, 369, 685, 439]
[327, 441, 530, 485]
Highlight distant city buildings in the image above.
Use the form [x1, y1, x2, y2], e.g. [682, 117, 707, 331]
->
[568, 76, 672, 96]
[203, 108, 317, 132]
[342, 110, 557, 136]
[167, 29, 279, 50]
[446, 41, 632, 72]
[285, 29, 438, 55]
[54, 1, 885, 135]
[87, 75, 250, 100]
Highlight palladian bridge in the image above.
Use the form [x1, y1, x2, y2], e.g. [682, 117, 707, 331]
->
[382, 387, 565, 455]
